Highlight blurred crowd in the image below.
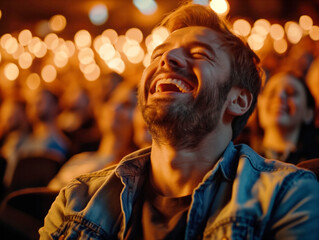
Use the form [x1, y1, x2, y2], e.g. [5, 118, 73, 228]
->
[0, 28, 319, 203]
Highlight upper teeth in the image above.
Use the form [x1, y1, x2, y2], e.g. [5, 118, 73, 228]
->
[155, 78, 191, 93]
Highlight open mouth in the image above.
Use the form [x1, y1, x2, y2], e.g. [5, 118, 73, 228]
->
[150, 78, 194, 94]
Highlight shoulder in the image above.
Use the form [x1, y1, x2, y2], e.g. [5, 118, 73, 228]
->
[235, 143, 318, 185]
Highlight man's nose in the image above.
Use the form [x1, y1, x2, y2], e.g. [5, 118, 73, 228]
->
[160, 49, 186, 69]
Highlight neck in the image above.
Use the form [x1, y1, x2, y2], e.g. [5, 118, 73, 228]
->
[149, 126, 231, 197]
[263, 126, 300, 153]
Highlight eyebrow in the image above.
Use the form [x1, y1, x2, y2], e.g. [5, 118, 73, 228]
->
[152, 41, 217, 57]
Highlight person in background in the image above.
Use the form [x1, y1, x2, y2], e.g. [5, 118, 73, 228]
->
[58, 85, 101, 155]
[0, 97, 31, 188]
[40, 3, 319, 239]
[257, 71, 319, 164]
[47, 82, 138, 190]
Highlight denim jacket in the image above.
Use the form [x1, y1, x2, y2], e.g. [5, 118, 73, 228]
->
[39, 142, 319, 239]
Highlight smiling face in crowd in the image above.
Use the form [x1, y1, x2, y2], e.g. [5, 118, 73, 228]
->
[138, 26, 233, 149]
[258, 73, 313, 131]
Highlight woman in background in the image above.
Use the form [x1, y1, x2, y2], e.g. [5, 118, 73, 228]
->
[257, 71, 319, 164]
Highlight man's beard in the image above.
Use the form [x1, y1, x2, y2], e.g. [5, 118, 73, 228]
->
[138, 80, 231, 150]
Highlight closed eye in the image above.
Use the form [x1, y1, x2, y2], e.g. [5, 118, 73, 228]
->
[191, 51, 209, 59]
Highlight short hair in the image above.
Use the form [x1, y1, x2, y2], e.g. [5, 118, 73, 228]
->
[160, 3, 263, 139]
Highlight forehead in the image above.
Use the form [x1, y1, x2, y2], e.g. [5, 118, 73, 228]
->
[161, 26, 224, 49]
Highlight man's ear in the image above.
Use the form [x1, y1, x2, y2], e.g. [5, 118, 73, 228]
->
[226, 87, 253, 116]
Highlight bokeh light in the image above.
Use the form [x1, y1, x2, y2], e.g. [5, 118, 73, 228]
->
[89, 4, 108, 26]
[299, 15, 313, 31]
[78, 47, 94, 65]
[270, 24, 285, 40]
[309, 25, 319, 41]
[210, 0, 229, 16]
[133, 0, 158, 15]
[18, 29, 32, 46]
[273, 39, 288, 54]
[285, 21, 303, 44]
[54, 51, 69, 68]
[126, 28, 143, 43]
[41, 64, 57, 82]
[247, 33, 264, 51]
[83, 63, 101, 81]
[18, 52, 33, 69]
[98, 42, 116, 61]
[4, 37, 18, 54]
[50, 14, 67, 32]
[102, 29, 118, 44]
[26, 73, 41, 90]
[44, 33, 59, 50]
[233, 19, 251, 37]
[74, 30, 92, 48]
[4, 63, 19, 81]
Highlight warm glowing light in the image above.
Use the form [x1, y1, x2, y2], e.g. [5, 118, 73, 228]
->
[233, 19, 251, 37]
[26, 73, 41, 90]
[83, 63, 101, 81]
[107, 57, 125, 74]
[4, 37, 18, 54]
[33, 41, 47, 58]
[44, 33, 59, 50]
[93, 35, 111, 53]
[1, 34, 12, 50]
[114, 35, 127, 52]
[102, 29, 118, 44]
[0, 52, 2, 64]
[74, 30, 92, 48]
[4, 63, 19, 81]
[12, 44, 24, 59]
[123, 40, 140, 57]
[65, 40, 76, 57]
[78, 47, 95, 65]
[54, 51, 69, 68]
[0, 10, 2, 19]
[41, 64, 57, 82]
[299, 15, 313, 31]
[273, 39, 288, 54]
[133, 0, 158, 15]
[285, 22, 303, 44]
[18, 29, 32, 46]
[89, 4, 108, 25]
[18, 52, 33, 69]
[253, 19, 270, 37]
[270, 24, 285, 40]
[143, 53, 151, 67]
[126, 28, 143, 43]
[210, 0, 229, 15]
[28, 37, 40, 53]
[247, 34, 264, 51]
[146, 26, 170, 53]
[98, 43, 116, 61]
[309, 25, 319, 41]
[127, 48, 145, 64]
[50, 14, 67, 32]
